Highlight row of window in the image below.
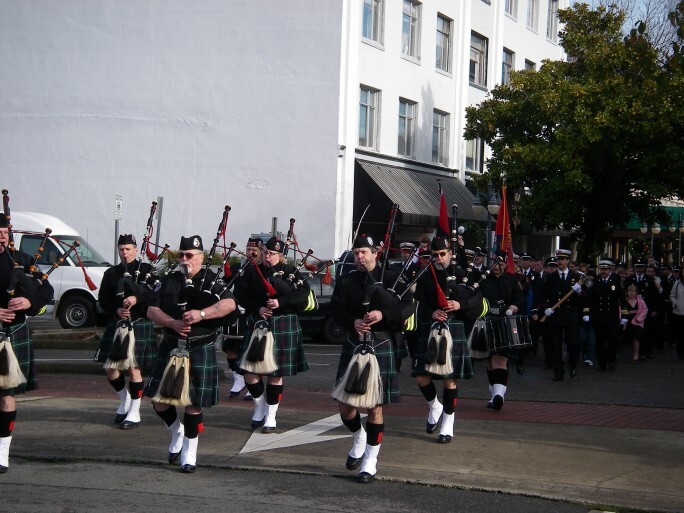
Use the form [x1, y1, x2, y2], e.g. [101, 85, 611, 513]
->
[359, 86, 450, 165]
[363, 0, 559, 81]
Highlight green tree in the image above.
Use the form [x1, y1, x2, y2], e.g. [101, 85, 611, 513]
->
[464, 3, 684, 260]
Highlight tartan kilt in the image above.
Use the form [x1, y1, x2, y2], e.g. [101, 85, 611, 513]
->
[335, 333, 400, 405]
[1, 322, 38, 396]
[411, 319, 474, 380]
[95, 318, 158, 371]
[239, 314, 309, 377]
[144, 336, 219, 408]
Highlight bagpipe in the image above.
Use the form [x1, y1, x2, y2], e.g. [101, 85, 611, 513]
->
[106, 201, 166, 372]
[331, 271, 383, 409]
[1, 190, 79, 389]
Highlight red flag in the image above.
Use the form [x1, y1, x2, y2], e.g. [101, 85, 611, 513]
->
[494, 185, 516, 274]
[437, 190, 450, 237]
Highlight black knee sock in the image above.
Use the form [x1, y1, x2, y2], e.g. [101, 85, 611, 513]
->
[419, 382, 438, 402]
[128, 380, 145, 400]
[265, 383, 283, 405]
[246, 379, 265, 399]
[443, 388, 458, 415]
[184, 412, 203, 438]
[108, 374, 126, 392]
[486, 368, 495, 386]
[0, 410, 16, 437]
[154, 406, 177, 428]
[227, 358, 239, 372]
[492, 368, 508, 386]
[341, 411, 362, 433]
[366, 422, 384, 446]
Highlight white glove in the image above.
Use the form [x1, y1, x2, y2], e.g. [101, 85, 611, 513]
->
[505, 309, 513, 317]
[620, 318, 628, 325]
[582, 315, 590, 322]
[572, 283, 582, 293]
[544, 308, 554, 317]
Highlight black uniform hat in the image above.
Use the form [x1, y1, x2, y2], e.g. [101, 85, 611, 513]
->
[399, 242, 416, 251]
[246, 237, 263, 249]
[545, 256, 558, 267]
[431, 236, 450, 251]
[0, 216, 8, 229]
[634, 258, 647, 267]
[117, 233, 137, 246]
[598, 258, 614, 269]
[474, 246, 485, 256]
[520, 252, 533, 260]
[660, 264, 672, 271]
[556, 249, 572, 259]
[673, 266, 681, 272]
[265, 236, 284, 253]
[352, 234, 375, 251]
[179, 235, 203, 251]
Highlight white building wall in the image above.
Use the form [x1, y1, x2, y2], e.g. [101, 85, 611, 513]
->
[0, 0, 344, 259]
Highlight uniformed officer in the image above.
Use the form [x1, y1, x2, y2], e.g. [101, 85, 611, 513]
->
[586, 259, 624, 371]
[541, 249, 585, 381]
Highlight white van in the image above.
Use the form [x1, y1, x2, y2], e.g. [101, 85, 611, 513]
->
[11, 211, 111, 329]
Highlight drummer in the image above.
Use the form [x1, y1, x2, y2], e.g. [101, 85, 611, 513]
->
[478, 252, 525, 411]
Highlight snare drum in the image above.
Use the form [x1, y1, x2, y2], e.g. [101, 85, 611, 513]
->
[486, 315, 533, 354]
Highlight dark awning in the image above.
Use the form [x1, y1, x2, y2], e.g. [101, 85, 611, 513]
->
[355, 159, 488, 227]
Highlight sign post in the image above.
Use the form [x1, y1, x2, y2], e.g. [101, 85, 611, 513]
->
[114, 195, 123, 264]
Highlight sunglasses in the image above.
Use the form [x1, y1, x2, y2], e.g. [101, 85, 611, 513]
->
[432, 251, 449, 257]
[177, 251, 201, 259]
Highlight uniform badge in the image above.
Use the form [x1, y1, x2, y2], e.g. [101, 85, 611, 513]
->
[193, 237, 200, 248]
[366, 236, 374, 246]
[611, 285, 615, 291]
[275, 242, 281, 251]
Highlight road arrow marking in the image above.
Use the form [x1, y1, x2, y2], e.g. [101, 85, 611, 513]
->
[239, 414, 350, 454]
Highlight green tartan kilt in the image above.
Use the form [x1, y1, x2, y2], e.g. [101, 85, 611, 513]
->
[144, 336, 219, 408]
[95, 318, 158, 370]
[336, 333, 400, 405]
[411, 319, 474, 380]
[239, 314, 309, 377]
[1, 322, 38, 397]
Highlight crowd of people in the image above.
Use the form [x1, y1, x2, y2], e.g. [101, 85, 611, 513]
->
[2, 214, 683, 482]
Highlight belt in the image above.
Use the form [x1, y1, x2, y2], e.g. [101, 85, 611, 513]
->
[369, 331, 392, 341]
[165, 333, 216, 350]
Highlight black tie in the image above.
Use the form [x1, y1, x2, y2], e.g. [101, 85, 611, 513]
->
[561, 272, 566, 281]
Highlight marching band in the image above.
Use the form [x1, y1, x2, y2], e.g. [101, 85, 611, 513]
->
[0, 189, 678, 483]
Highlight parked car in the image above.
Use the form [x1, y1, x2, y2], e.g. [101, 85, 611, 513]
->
[297, 272, 346, 344]
[12, 211, 110, 329]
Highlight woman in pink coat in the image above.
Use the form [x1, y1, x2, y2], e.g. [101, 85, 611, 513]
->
[623, 285, 648, 363]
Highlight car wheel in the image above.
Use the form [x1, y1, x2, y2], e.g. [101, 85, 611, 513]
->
[322, 316, 347, 345]
[58, 296, 96, 329]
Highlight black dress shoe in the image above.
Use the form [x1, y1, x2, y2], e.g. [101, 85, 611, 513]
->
[608, 363, 616, 371]
[492, 395, 504, 411]
[0, 465, 7, 474]
[168, 451, 181, 465]
[552, 374, 564, 381]
[261, 426, 276, 434]
[569, 367, 578, 378]
[357, 472, 374, 483]
[346, 455, 363, 470]
[486, 401, 493, 409]
[114, 413, 126, 424]
[437, 434, 452, 444]
[516, 364, 524, 375]
[250, 418, 265, 430]
[119, 420, 139, 429]
[180, 464, 196, 473]
[425, 421, 439, 434]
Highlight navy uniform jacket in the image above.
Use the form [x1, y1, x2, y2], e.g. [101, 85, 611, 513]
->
[586, 273, 624, 325]
[541, 270, 585, 326]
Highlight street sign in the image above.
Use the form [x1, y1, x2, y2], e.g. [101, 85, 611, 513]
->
[115, 195, 123, 220]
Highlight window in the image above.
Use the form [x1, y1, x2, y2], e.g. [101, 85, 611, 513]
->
[19, 235, 62, 266]
[436, 14, 451, 72]
[527, 0, 538, 30]
[470, 32, 488, 87]
[362, 0, 384, 44]
[398, 99, 417, 157]
[359, 86, 380, 149]
[465, 138, 484, 173]
[546, 0, 559, 41]
[502, 48, 514, 85]
[524, 59, 536, 71]
[505, 0, 517, 17]
[432, 110, 449, 165]
[402, 0, 421, 59]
